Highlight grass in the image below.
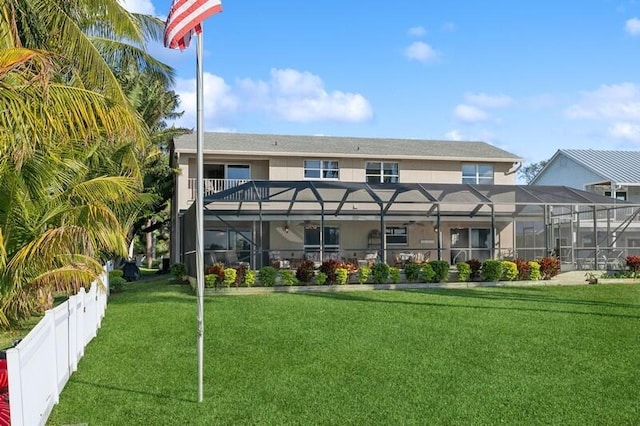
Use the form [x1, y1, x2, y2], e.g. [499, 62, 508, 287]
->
[47, 279, 640, 425]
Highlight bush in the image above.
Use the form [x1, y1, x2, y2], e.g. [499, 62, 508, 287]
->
[501, 261, 518, 281]
[626, 255, 640, 275]
[430, 260, 450, 283]
[404, 262, 421, 282]
[389, 267, 401, 284]
[235, 264, 247, 287]
[319, 259, 340, 284]
[315, 272, 328, 285]
[223, 268, 237, 288]
[358, 266, 371, 284]
[170, 262, 187, 281]
[371, 262, 390, 284]
[205, 263, 225, 284]
[279, 269, 298, 286]
[481, 260, 503, 282]
[334, 268, 348, 285]
[538, 256, 560, 280]
[513, 258, 531, 280]
[296, 259, 316, 283]
[420, 263, 436, 283]
[258, 266, 277, 287]
[456, 262, 471, 282]
[110, 276, 126, 293]
[204, 274, 217, 288]
[109, 269, 123, 279]
[528, 261, 541, 280]
[466, 259, 482, 280]
[244, 269, 256, 287]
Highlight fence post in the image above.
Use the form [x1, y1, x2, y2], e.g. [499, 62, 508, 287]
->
[6, 346, 23, 426]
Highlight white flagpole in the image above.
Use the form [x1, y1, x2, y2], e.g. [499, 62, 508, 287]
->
[195, 31, 205, 403]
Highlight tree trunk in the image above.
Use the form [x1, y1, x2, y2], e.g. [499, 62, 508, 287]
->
[146, 218, 153, 268]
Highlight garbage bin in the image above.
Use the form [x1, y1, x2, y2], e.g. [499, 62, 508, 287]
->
[122, 261, 140, 281]
[162, 257, 170, 272]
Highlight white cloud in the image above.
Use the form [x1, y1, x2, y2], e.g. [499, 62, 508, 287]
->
[174, 72, 239, 130]
[464, 92, 513, 108]
[118, 0, 156, 15]
[408, 26, 427, 37]
[609, 122, 640, 141]
[239, 68, 373, 123]
[625, 18, 640, 36]
[404, 41, 438, 63]
[445, 130, 463, 140]
[565, 82, 640, 121]
[454, 104, 490, 123]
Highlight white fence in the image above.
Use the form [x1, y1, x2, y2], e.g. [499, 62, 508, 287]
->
[5, 269, 110, 426]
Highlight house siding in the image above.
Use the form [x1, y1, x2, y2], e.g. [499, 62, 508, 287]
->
[533, 154, 604, 188]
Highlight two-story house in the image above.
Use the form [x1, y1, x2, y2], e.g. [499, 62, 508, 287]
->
[531, 149, 640, 268]
[171, 133, 629, 272]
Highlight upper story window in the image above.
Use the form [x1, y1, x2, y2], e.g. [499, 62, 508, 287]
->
[462, 163, 494, 184]
[366, 162, 399, 183]
[304, 160, 339, 180]
[605, 191, 627, 201]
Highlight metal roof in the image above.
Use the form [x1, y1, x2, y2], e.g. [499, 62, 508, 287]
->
[560, 149, 640, 184]
[173, 132, 522, 162]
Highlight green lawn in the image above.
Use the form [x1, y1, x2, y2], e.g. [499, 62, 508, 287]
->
[48, 279, 640, 425]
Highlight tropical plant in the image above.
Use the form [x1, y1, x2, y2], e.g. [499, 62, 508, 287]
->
[481, 260, 503, 282]
[389, 267, 401, 284]
[319, 259, 340, 284]
[404, 262, 421, 282]
[420, 263, 436, 283]
[466, 259, 482, 280]
[204, 274, 218, 288]
[513, 258, 531, 280]
[501, 261, 518, 281]
[626, 255, 640, 276]
[109, 277, 127, 293]
[296, 259, 316, 283]
[243, 269, 256, 287]
[430, 260, 450, 283]
[315, 272, 328, 285]
[456, 262, 471, 282]
[279, 269, 298, 286]
[223, 268, 237, 288]
[371, 263, 390, 284]
[358, 266, 371, 284]
[528, 261, 541, 280]
[538, 257, 560, 280]
[258, 266, 277, 287]
[335, 268, 348, 285]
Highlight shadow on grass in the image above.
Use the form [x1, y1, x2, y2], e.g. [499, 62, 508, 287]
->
[296, 289, 640, 320]
[68, 378, 198, 403]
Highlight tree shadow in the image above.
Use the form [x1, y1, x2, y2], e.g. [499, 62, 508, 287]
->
[296, 289, 640, 320]
[69, 377, 197, 403]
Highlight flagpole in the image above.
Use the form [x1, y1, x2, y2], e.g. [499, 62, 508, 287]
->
[195, 31, 205, 403]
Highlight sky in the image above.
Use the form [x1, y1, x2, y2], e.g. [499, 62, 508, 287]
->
[121, 0, 640, 169]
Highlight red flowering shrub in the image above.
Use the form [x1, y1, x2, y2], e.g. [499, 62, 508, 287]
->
[320, 259, 340, 284]
[538, 256, 560, 280]
[626, 255, 640, 274]
[466, 259, 482, 280]
[513, 258, 531, 280]
[205, 262, 225, 283]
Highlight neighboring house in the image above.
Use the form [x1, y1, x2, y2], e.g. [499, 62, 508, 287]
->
[531, 149, 640, 268]
[170, 133, 630, 272]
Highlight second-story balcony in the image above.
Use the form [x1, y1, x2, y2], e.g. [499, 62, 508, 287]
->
[188, 178, 249, 200]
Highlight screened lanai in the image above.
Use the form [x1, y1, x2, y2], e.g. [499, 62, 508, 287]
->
[179, 181, 640, 272]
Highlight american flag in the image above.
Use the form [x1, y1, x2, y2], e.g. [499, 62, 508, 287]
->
[164, 0, 222, 50]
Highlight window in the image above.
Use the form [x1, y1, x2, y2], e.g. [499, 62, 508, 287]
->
[385, 226, 407, 245]
[604, 191, 627, 201]
[304, 227, 340, 257]
[366, 162, 399, 183]
[304, 160, 339, 180]
[450, 227, 491, 263]
[462, 163, 494, 184]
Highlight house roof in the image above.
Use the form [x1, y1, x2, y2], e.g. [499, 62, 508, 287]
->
[551, 149, 640, 185]
[172, 132, 522, 162]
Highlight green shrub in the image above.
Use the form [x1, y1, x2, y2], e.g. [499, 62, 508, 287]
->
[315, 272, 328, 285]
[501, 261, 518, 281]
[371, 262, 390, 284]
[205, 263, 225, 283]
[258, 266, 277, 286]
[335, 268, 348, 285]
[204, 274, 218, 288]
[404, 262, 421, 282]
[170, 262, 187, 281]
[244, 269, 256, 287]
[420, 263, 435, 283]
[296, 259, 316, 283]
[110, 276, 126, 293]
[223, 268, 237, 288]
[109, 269, 123, 279]
[389, 267, 401, 284]
[430, 260, 450, 283]
[456, 262, 471, 282]
[280, 269, 299, 286]
[538, 256, 560, 280]
[528, 261, 541, 280]
[481, 259, 503, 282]
[358, 266, 371, 284]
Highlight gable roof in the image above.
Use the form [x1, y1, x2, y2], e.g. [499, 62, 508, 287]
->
[546, 149, 640, 184]
[173, 132, 522, 162]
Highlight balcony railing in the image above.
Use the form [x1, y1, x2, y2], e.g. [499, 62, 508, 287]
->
[188, 178, 249, 200]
